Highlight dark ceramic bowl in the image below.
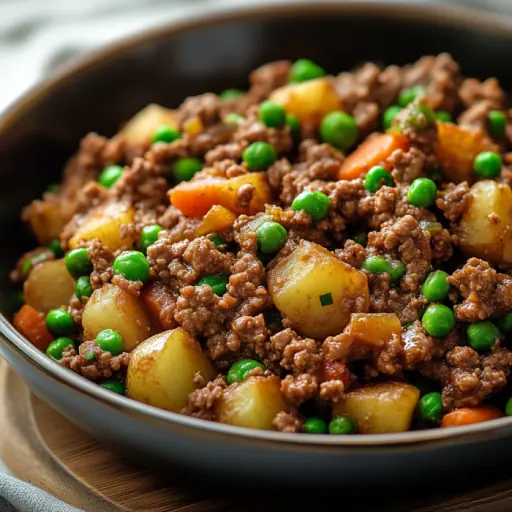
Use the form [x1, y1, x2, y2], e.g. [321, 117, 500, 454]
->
[2, 0, 512, 491]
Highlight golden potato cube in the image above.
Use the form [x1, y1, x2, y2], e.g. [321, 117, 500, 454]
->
[268, 240, 369, 339]
[24, 259, 76, 314]
[269, 78, 342, 126]
[69, 202, 136, 251]
[82, 284, 154, 351]
[215, 376, 286, 430]
[24, 199, 70, 245]
[120, 103, 178, 146]
[436, 122, 498, 184]
[459, 180, 512, 267]
[127, 328, 215, 412]
[334, 382, 420, 434]
[345, 313, 402, 349]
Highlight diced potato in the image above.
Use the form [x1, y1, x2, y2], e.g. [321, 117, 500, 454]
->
[169, 172, 272, 218]
[24, 198, 70, 245]
[215, 376, 286, 430]
[69, 202, 136, 251]
[82, 284, 154, 351]
[183, 116, 203, 136]
[459, 180, 512, 267]
[436, 122, 498, 183]
[24, 259, 75, 314]
[195, 205, 237, 236]
[269, 77, 342, 126]
[127, 328, 215, 412]
[120, 104, 178, 146]
[344, 313, 402, 349]
[268, 240, 369, 339]
[334, 382, 420, 434]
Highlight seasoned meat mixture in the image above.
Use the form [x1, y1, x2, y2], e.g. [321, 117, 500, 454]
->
[13, 55, 512, 435]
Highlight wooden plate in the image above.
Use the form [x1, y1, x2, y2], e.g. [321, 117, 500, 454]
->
[1, 357, 512, 512]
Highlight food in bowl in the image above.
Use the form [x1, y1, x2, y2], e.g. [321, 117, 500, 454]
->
[10, 54, 512, 435]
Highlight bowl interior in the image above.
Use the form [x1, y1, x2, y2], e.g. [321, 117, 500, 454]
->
[2, 1, 512, 443]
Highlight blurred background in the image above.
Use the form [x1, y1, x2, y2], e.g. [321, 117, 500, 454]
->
[0, 0, 510, 113]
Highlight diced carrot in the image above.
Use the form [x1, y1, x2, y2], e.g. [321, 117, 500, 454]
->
[13, 304, 53, 351]
[195, 205, 237, 236]
[436, 121, 498, 184]
[320, 359, 351, 388]
[338, 133, 409, 180]
[169, 172, 272, 218]
[441, 406, 503, 428]
[140, 282, 178, 331]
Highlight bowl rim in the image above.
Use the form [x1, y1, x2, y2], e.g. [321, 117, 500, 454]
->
[2, 0, 512, 448]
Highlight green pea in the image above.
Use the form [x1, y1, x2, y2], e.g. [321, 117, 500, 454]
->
[242, 141, 277, 170]
[363, 255, 391, 275]
[113, 251, 150, 283]
[286, 114, 301, 141]
[46, 337, 75, 361]
[198, 274, 229, 296]
[505, 397, 512, 416]
[75, 276, 93, 300]
[227, 359, 265, 384]
[435, 111, 452, 123]
[467, 321, 500, 352]
[45, 309, 75, 336]
[364, 166, 393, 193]
[422, 304, 455, 337]
[289, 59, 325, 83]
[95, 329, 124, 356]
[398, 85, 427, 107]
[152, 125, 181, 144]
[65, 248, 92, 278]
[256, 221, 287, 254]
[98, 165, 123, 188]
[488, 110, 507, 139]
[207, 233, 226, 249]
[328, 415, 358, 435]
[401, 101, 436, 131]
[48, 239, 64, 258]
[259, 100, 286, 128]
[418, 391, 443, 423]
[100, 380, 126, 395]
[473, 151, 502, 179]
[219, 89, 244, 101]
[382, 105, 402, 131]
[303, 418, 328, 434]
[388, 260, 406, 282]
[139, 224, 163, 253]
[421, 270, 450, 302]
[320, 111, 358, 150]
[291, 190, 330, 221]
[407, 178, 437, 208]
[224, 113, 245, 125]
[496, 312, 512, 334]
[173, 157, 203, 182]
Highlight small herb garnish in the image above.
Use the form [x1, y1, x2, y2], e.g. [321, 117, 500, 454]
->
[320, 292, 333, 306]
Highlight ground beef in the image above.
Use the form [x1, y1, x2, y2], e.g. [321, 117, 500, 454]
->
[272, 410, 302, 433]
[389, 147, 426, 184]
[87, 239, 114, 290]
[335, 239, 366, 268]
[403, 321, 436, 370]
[448, 258, 512, 322]
[181, 375, 227, 421]
[60, 341, 130, 381]
[424, 345, 512, 410]
[280, 373, 319, 406]
[436, 181, 470, 223]
[319, 380, 346, 403]
[459, 77, 506, 109]
[178, 93, 222, 130]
